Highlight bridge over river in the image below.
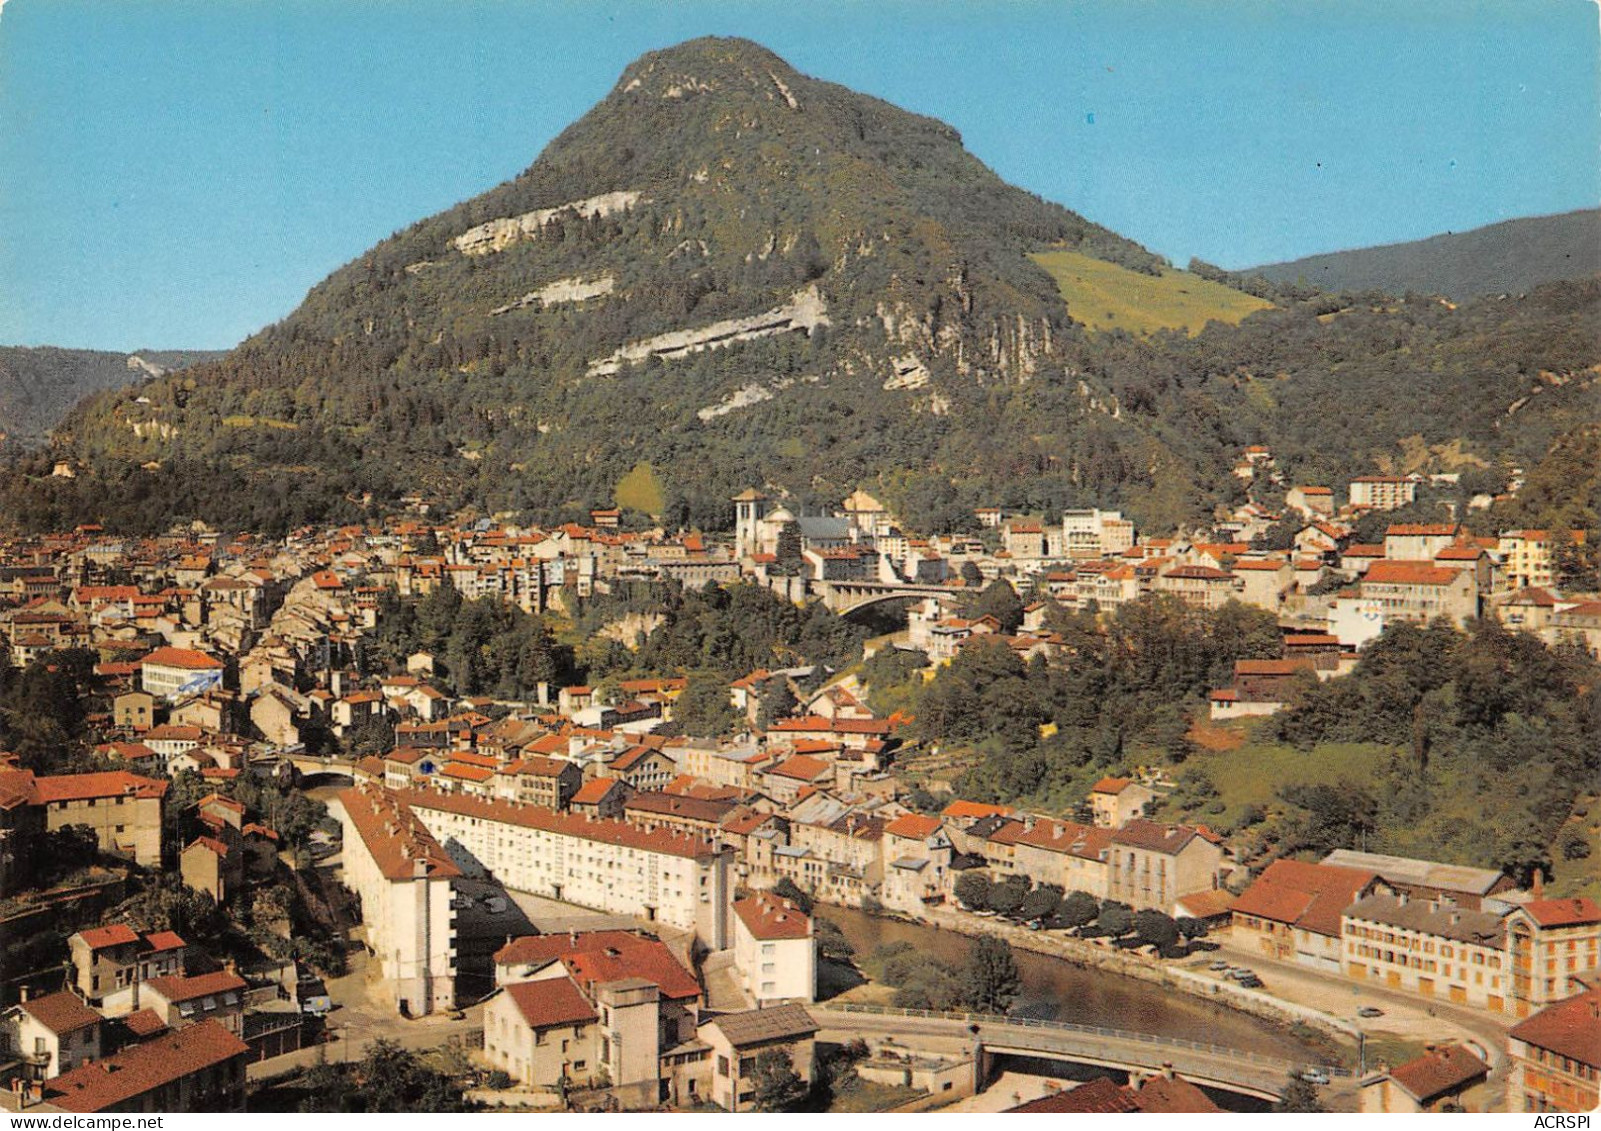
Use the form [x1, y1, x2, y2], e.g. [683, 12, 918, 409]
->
[285, 752, 360, 786]
[810, 579, 964, 616]
[811, 1003, 1349, 1102]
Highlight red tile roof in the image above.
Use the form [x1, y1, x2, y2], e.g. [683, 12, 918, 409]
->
[571, 777, 623, 805]
[1364, 560, 1463, 586]
[1132, 1074, 1224, 1112]
[1509, 989, 1601, 1068]
[396, 787, 721, 860]
[143, 969, 246, 1004]
[1516, 897, 1601, 928]
[1009, 1077, 1140, 1113]
[45, 1019, 249, 1112]
[503, 977, 598, 1030]
[1235, 658, 1316, 676]
[563, 940, 700, 1002]
[734, 892, 812, 941]
[1090, 776, 1132, 795]
[120, 1008, 168, 1039]
[1386, 1044, 1488, 1104]
[20, 990, 102, 1036]
[337, 785, 462, 881]
[495, 929, 640, 967]
[34, 771, 168, 803]
[1108, 819, 1211, 855]
[1015, 818, 1110, 860]
[139, 646, 224, 670]
[1232, 858, 1378, 938]
[76, 924, 141, 950]
[0, 768, 40, 810]
[941, 800, 1015, 821]
[506, 755, 573, 779]
[884, 813, 942, 840]
[768, 754, 831, 783]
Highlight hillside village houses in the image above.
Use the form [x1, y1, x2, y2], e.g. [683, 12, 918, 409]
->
[0, 458, 1595, 1112]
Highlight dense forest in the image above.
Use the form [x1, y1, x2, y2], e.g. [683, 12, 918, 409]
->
[1, 37, 1594, 542]
[869, 597, 1599, 885]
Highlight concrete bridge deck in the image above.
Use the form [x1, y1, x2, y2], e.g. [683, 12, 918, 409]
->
[811, 1003, 1349, 1101]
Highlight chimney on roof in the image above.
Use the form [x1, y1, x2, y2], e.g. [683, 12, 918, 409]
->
[1396, 891, 1408, 906]
[1161, 1062, 1175, 1081]
[18, 986, 28, 1003]
[1533, 868, 1545, 899]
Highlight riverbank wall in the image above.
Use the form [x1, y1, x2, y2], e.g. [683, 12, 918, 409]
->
[827, 898, 1361, 1045]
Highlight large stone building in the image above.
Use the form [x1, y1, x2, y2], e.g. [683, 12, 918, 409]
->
[33, 771, 167, 868]
[1104, 820, 1226, 914]
[1357, 561, 1478, 628]
[1342, 892, 1509, 1010]
[337, 785, 460, 1017]
[1504, 898, 1601, 1018]
[1233, 858, 1382, 972]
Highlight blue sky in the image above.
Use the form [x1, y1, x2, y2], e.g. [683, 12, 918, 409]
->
[1, 0, 1596, 351]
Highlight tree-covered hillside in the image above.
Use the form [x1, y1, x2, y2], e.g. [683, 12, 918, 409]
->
[0, 346, 221, 448]
[2, 38, 1596, 538]
[1240, 208, 1601, 302]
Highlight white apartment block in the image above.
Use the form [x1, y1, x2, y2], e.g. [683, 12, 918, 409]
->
[1349, 477, 1418, 511]
[396, 788, 733, 950]
[1061, 508, 1135, 559]
[731, 893, 816, 1005]
[338, 785, 459, 1017]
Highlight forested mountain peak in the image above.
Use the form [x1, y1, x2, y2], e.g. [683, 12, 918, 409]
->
[7, 40, 1598, 540]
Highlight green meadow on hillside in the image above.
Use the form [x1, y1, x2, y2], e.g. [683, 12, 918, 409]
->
[1032, 248, 1273, 335]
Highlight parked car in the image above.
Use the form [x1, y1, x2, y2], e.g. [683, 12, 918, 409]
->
[1357, 1006, 1385, 1018]
[1300, 1068, 1330, 1086]
[1237, 975, 1263, 989]
[1209, 959, 1232, 971]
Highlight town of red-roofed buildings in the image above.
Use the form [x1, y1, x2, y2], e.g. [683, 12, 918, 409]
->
[0, 475, 1594, 1113]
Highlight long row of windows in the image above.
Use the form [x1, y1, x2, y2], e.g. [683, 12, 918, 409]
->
[1522, 1045, 1599, 1081]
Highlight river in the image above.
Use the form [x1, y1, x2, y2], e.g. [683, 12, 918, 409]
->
[821, 904, 1321, 1061]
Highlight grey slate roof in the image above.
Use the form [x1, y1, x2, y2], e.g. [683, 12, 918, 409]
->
[704, 1003, 818, 1048]
[1344, 893, 1506, 947]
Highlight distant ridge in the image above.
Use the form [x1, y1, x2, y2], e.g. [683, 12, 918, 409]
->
[0, 346, 223, 448]
[1240, 208, 1601, 300]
